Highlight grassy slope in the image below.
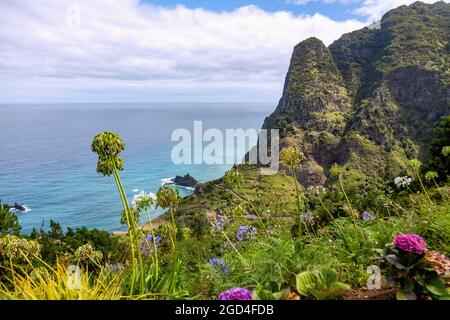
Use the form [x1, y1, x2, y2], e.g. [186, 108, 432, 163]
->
[178, 164, 301, 217]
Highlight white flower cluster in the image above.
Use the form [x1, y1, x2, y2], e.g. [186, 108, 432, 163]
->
[394, 176, 412, 188]
[307, 185, 327, 195]
[132, 190, 157, 210]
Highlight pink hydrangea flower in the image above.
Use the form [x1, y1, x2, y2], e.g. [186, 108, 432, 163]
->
[423, 251, 450, 275]
[393, 233, 427, 254]
[219, 287, 253, 300]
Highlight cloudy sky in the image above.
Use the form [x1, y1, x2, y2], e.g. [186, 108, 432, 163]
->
[0, 0, 445, 103]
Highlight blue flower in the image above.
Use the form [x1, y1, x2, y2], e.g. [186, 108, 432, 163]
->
[140, 234, 162, 256]
[237, 225, 257, 242]
[104, 263, 125, 273]
[300, 212, 315, 225]
[208, 257, 229, 274]
[361, 211, 376, 221]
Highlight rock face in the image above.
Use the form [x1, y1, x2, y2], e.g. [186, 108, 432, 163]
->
[259, 1, 450, 187]
[13, 203, 26, 212]
[172, 174, 199, 188]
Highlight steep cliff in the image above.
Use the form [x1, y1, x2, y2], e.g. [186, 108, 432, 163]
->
[261, 1, 450, 187]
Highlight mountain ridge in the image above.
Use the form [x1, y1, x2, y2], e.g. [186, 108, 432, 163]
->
[259, 1, 450, 187]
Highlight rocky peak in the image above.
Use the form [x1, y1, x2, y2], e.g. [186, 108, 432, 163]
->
[257, 2, 450, 188]
[264, 37, 351, 135]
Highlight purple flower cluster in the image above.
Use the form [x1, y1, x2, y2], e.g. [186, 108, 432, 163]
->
[208, 257, 229, 274]
[393, 233, 427, 255]
[237, 225, 257, 242]
[140, 234, 162, 256]
[104, 263, 125, 273]
[219, 287, 253, 300]
[301, 212, 315, 225]
[361, 211, 376, 221]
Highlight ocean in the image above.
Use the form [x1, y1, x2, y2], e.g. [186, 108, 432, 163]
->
[0, 103, 273, 233]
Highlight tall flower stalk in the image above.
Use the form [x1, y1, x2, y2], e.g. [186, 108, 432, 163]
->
[91, 131, 144, 294]
[156, 186, 181, 253]
[329, 164, 363, 240]
[280, 146, 306, 234]
[408, 160, 433, 205]
[425, 171, 447, 205]
[132, 190, 160, 281]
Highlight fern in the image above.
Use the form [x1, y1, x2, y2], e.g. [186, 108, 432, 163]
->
[296, 268, 350, 300]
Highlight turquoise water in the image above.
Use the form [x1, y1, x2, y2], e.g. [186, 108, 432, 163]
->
[0, 103, 273, 233]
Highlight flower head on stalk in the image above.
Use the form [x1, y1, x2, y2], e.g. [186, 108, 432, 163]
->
[208, 257, 230, 274]
[91, 132, 125, 176]
[442, 146, 450, 157]
[329, 163, 345, 179]
[140, 234, 162, 256]
[75, 243, 103, 264]
[132, 190, 156, 210]
[407, 159, 422, 172]
[394, 176, 412, 188]
[104, 263, 125, 274]
[361, 211, 376, 221]
[237, 225, 257, 242]
[424, 171, 438, 182]
[280, 146, 305, 167]
[300, 212, 316, 225]
[156, 186, 181, 209]
[0, 235, 41, 261]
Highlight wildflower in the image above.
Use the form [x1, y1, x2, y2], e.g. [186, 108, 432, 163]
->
[300, 212, 316, 225]
[280, 146, 305, 166]
[91, 132, 125, 176]
[407, 159, 422, 171]
[132, 190, 156, 210]
[422, 251, 450, 276]
[361, 211, 376, 221]
[156, 186, 181, 209]
[329, 163, 345, 179]
[104, 263, 125, 273]
[208, 257, 229, 274]
[442, 146, 450, 157]
[140, 234, 162, 256]
[394, 176, 412, 188]
[393, 234, 427, 255]
[237, 225, 257, 242]
[0, 235, 41, 261]
[219, 287, 253, 300]
[424, 171, 438, 182]
[307, 185, 326, 195]
[75, 243, 103, 264]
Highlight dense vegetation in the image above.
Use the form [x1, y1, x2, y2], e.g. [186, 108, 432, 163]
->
[0, 2, 448, 300]
[0, 123, 448, 299]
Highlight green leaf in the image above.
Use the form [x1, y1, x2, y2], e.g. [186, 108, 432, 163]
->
[296, 268, 350, 300]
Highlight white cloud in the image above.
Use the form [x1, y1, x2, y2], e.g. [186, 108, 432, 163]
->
[354, 0, 449, 20]
[288, 0, 358, 5]
[0, 0, 366, 103]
